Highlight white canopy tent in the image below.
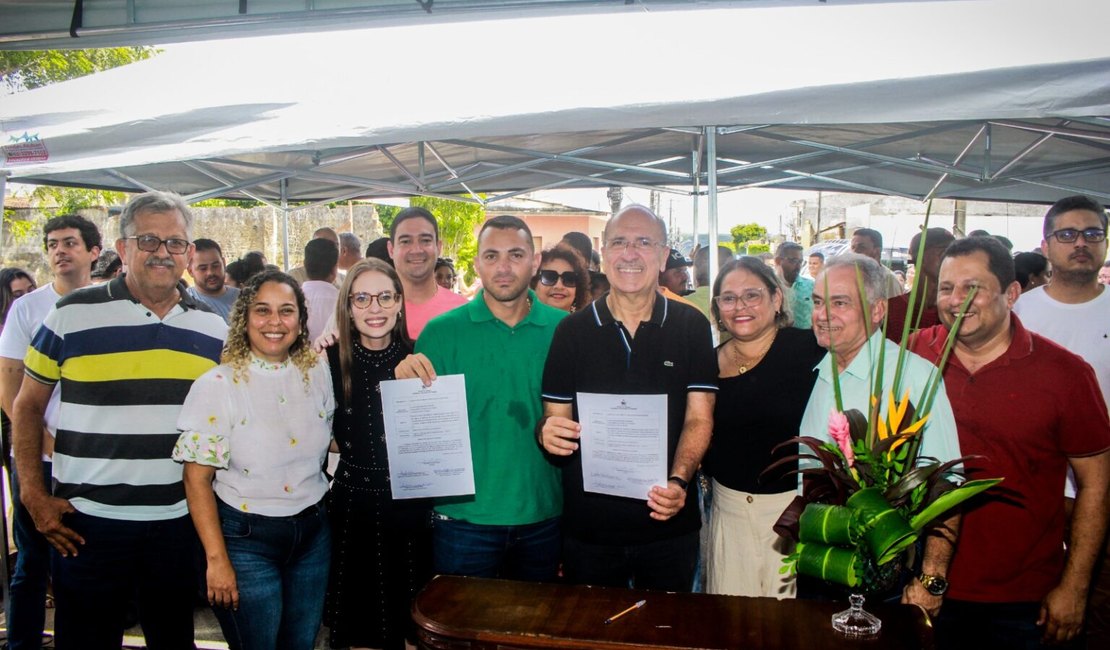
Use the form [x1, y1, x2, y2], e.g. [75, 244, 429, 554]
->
[2, 0, 1110, 272]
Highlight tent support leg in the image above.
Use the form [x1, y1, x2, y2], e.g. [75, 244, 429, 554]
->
[280, 179, 290, 271]
[706, 126, 719, 292]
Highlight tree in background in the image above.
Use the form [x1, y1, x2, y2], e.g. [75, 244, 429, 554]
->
[3, 48, 157, 217]
[730, 222, 768, 254]
[1, 47, 156, 93]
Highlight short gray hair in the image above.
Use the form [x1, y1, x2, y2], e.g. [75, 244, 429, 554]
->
[603, 204, 667, 244]
[119, 191, 194, 239]
[339, 231, 362, 253]
[821, 253, 885, 304]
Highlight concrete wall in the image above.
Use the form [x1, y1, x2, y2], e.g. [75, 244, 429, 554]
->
[1, 204, 383, 285]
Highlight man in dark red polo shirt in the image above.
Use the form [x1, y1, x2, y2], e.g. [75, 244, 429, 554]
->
[910, 236, 1110, 648]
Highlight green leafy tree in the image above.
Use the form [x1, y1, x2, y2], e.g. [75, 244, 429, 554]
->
[730, 222, 768, 250]
[375, 204, 403, 234]
[409, 195, 485, 277]
[1, 47, 156, 93]
[31, 186, 126, 215]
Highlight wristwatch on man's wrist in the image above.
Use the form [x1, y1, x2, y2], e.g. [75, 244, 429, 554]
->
[918, 574, 949, 596]
[667, 475, 689, 491]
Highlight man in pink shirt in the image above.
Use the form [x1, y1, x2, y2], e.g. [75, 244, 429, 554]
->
[388, 207, 467, 339]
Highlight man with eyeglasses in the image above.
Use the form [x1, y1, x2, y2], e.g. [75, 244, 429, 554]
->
[910, 236, 1110, 648]
[539, 205, 717, 592]
[395, 215, 566, 582]
[0, 214, 101, 650]
[799, 253, 961, 611]
[1012, 194, 1110, 646]
[12, 191, 227, 649]
[775, 242, 814, 329]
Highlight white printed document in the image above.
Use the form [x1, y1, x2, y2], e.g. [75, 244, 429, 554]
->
[577, 392, 667, 500]
[380, 375, 475, 499]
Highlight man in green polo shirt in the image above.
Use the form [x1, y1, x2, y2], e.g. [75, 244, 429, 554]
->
[395, 215, 565, 580]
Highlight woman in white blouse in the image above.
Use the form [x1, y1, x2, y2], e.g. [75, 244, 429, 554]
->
[174, 270, 335, 650]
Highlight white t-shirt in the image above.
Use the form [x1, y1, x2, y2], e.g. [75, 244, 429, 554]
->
[0, 283, 63, 444]
[302, 280, 340, 344]
[1013, 285, 1110, 497]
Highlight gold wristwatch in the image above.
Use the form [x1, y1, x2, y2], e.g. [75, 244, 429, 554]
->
[918, 574, 949, 596]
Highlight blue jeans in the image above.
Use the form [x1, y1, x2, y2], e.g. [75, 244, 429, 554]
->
[563, 530, 699, 592]
[214, 499, 331, 650]
[6, 460, 52, 649]
[433, 515, 560, 582]
[51, 511, 197, 650]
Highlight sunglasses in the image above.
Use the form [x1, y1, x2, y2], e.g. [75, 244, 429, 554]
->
[537, 270, 577, 288]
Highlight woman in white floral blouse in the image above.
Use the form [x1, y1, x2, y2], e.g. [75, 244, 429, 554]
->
[174, 270, 335, 650]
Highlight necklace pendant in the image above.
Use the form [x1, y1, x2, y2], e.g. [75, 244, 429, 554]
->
[738, 364, 749, 374]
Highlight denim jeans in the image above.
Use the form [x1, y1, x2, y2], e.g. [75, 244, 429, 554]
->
[214, 499, 331, 650]
[563, 530, 699, 592]
[433, 515, 560, 582]
[51, 511, 197, 650]
[936, 599, 1079, 650]
[6, 460, 52, 649]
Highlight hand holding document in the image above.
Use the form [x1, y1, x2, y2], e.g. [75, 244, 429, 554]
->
[577, 393, 667, 500]
[380, 374, 475, 499]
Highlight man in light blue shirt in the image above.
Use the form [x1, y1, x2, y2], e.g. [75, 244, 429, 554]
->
[775, 242, 814, 329]
[800, 253, 962, 615]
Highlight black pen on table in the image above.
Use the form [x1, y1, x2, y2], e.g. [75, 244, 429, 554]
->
[603, 599, 646, 624]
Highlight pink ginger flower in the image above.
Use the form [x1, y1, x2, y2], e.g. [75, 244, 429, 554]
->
[828, 409, 855, 466]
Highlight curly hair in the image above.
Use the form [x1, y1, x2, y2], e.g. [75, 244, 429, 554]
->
[222, 270, 318, 388]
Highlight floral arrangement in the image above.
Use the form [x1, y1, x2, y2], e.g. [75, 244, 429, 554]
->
[767, 213, 1002, 591]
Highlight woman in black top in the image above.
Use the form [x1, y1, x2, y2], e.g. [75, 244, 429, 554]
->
[325, 258, 432, 650]
[702, 256, 824, 598]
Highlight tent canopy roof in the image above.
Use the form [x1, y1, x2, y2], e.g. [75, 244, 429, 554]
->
[3, 0, 1110, 209]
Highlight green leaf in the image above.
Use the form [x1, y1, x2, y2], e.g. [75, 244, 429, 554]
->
[909, 478, 1003, 530]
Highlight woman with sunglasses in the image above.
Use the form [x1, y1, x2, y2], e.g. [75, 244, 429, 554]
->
[530, 245, 591, 312]
[702, 256, 823, 598]
[175, 270, 335, 650]
[324, 258, 432, 650]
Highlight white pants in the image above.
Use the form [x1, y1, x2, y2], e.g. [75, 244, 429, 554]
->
[706, 480, 796, 598]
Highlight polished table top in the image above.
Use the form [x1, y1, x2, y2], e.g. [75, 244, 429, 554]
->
[413, 575, 933, 649]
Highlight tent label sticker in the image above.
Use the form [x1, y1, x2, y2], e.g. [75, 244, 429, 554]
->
[4, 133, 48, 165]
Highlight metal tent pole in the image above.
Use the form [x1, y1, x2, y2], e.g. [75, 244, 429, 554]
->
[706, 126, 719, 291]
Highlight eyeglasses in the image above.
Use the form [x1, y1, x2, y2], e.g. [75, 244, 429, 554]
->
[714, 288, 766, 310]
[537, 270, 577, 287]
[350, 291, 399, 309]
[605, 237, 659, 252]
[126, 235, 190, 255]
[1046, 227, 1106, 244]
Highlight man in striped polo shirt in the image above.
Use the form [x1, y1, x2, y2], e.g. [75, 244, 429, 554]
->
[12, 191, 227, 649]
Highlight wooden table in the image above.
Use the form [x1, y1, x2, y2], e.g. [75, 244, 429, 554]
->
[413, 575, 933, 649]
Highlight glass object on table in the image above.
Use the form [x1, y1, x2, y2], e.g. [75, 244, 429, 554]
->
[831, 594, 881, 638]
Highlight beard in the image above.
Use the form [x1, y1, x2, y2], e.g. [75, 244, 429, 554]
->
[1054, 267, 1098, 286]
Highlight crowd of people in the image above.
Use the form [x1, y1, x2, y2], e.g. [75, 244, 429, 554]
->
[0, 191, 1107, 650]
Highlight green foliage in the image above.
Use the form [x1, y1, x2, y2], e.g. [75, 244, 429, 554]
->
[1, 47, 157, 93]
[192, 198, 264, 208]
[3, 209, 38, 244]
[374, 204, 403, 234]
[729, 222, 768, 247]
[409, 195, 485, 277]
[31, 186, 126, 214]
[746, 242, 770, 255]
